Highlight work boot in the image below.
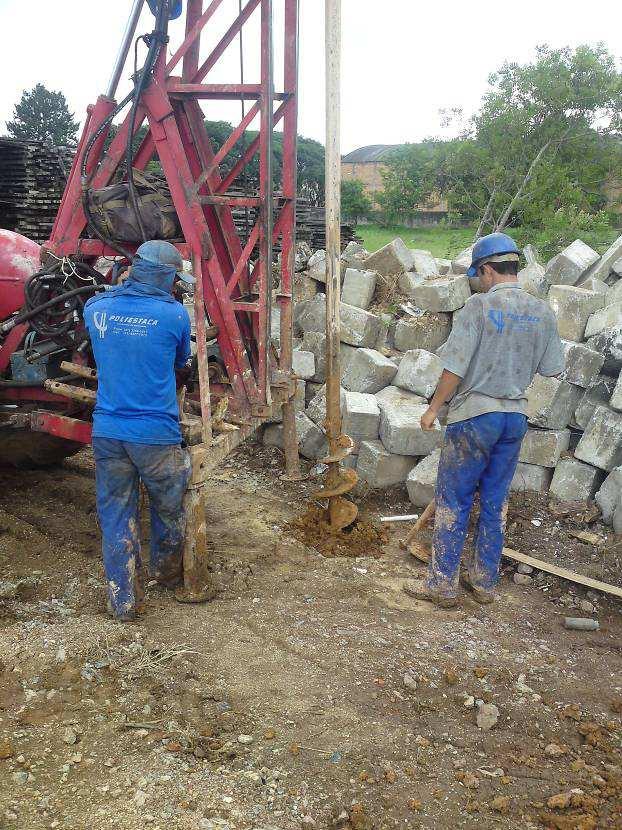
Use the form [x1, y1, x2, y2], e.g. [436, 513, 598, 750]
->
[403, 580, 458, 609]
[459, 572, 495, 605]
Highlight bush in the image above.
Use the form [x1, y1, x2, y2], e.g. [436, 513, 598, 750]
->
[515, 206, 614, 261]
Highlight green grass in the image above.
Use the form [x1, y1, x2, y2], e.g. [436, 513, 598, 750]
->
[357, 224, 476, 259]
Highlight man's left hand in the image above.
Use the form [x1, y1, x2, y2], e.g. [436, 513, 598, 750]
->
[420, 407, 438, 431]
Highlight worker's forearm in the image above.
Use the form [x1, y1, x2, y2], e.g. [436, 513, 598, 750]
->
[428, 370, 461, 413]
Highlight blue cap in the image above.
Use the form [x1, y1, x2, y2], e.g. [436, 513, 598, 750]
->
[467, 232, 520, 278]
[135, 240, 195, 284]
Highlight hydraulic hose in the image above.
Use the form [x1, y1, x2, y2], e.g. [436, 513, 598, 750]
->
[126, 0, 170, 241]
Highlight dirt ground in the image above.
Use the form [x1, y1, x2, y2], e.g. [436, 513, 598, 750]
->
[0, 440, 621, 830]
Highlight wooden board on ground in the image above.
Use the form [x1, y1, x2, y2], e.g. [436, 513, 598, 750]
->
[204, 416, 265, 473]
[502, 547, 622, 600]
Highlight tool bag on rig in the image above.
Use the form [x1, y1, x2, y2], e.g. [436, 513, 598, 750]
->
[87, 171, 181, 242]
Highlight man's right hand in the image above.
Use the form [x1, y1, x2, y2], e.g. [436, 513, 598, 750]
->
[420, 407, 438, 431]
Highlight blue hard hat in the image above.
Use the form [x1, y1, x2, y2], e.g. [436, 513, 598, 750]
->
[467, 232, 520, 278]
[135, 240, 195, 284]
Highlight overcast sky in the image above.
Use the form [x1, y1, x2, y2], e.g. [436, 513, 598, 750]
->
[0, 0, 619, 153]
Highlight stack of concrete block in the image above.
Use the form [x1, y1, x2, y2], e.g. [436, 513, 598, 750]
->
[268, 233, 622, 524]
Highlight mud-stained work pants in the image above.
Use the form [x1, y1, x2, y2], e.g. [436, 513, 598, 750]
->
[427, 412, 528, 599]
[93, 438, 191, 618]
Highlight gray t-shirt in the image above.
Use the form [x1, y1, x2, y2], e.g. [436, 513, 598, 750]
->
[437, 283, 564, 425]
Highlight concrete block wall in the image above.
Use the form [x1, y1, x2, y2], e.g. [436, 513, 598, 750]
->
[266, 233, 622, 523]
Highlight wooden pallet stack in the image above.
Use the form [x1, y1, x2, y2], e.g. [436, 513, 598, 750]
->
[0, 138, 74, 243]
[0, 138, 357, 251]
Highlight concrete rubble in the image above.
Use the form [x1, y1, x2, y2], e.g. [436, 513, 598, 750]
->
[266, 232, 622, 530]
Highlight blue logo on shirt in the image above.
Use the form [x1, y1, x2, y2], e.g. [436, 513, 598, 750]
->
[488, 308, 541, 334]
[488, 309, 505, 333]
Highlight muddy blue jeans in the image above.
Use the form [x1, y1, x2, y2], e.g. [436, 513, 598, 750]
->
[427, 412, 528, 598]
[93, 438, 191, 618]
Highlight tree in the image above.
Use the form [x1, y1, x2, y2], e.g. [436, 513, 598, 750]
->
[467, 44, 622, 235]
[6, 84, 79, 146]
[341, 179, 372, 224]
[376, 143, 440, 223]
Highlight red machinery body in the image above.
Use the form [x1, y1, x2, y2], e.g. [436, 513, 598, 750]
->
[0, 1, 300, 468]
[0, 230, 40, 318]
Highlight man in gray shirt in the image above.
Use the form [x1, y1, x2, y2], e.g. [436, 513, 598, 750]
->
[407, 232, 564, 608]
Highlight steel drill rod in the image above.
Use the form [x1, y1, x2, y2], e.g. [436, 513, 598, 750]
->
[106, 0, 146, 99]
[324, 0, 342, 527]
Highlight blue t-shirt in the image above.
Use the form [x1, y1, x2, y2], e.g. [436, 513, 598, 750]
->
[84, 277, 191, 445]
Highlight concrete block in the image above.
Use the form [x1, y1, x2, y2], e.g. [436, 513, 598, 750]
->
[574, 375, 616, 430]
[394, 313, 451, 353]
[450, 246, 473, 275]
[375, 385, 427, 412]
[526, 376, 583, 429]
[575, 405, 622, 471]
[263, 410, 326, 460]
[295, 293, 326, 335]
[609, 372, 622, 412]
[523, 244, 541, 266]
[607, 279, 622, 307]
[301, 331, 327, 382]
[519, 428, 570, 468]
[585, 302, 622, 339]
[549, 457, 603, 502]
[341, 268, 377, 310]
[294, 379, 307, 412]
[518, 263, 548, 298]
[292, 349, 316, 381]
[560, 341, 605, 388]
[342, 390, 380, 451]
[306, 384, 346, 426]
[357, 439, 417, 488]
[595, 467, 622, 524]
[339, 303, 383, 347]
[436, 258, 451, 275]
[341, 241, 367, 264]
[394, 349, 443, 398]
[407, 276, 471, 313]
[612, 256, 622, 279]
[580, 233, 622, 284]
[581, 277, 609, 296]
[374, 313, 392, 350]
[379, 401, 443, 456]
[546, 239, 600, 286]
[305, 380, 323, 405]
[406, 449, 441, 506]
[341, 348, 397, 394]
[295, 273, 320, 302]
[339, 342, 359, 379]
[510, 463, 552, 493]
[548, 285, 604, 342]
[294, 240, 312, 272]
[364, 238, 414, 276]
[398, 271, 426, 298]
[586, 328, 622, 375]
[307, 249, 326, 283]
[409, 249, 439, 278]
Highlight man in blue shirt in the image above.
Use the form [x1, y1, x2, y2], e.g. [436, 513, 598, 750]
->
[84, 240, 194, 621]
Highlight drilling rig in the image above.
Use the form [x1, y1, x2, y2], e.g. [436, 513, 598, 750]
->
[0, 0, 301, 477]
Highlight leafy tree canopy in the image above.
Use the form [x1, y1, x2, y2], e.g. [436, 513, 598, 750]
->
[341, 179, 373, 224]
[377, 44, 622, 251]
[6, 84, 79, 147]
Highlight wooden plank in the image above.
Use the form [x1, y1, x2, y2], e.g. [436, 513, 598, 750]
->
[43, 380, 96, 405]
[502, 547, 622, 600]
